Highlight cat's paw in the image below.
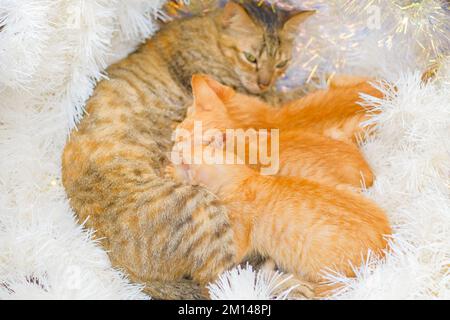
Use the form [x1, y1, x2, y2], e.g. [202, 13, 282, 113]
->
[314, 282, 343, 298]
[272, 274, 316, 300]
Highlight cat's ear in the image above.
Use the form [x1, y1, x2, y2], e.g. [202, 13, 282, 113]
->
[191, 75, 227, 113]
[282, 10, 316, 41]
[221, 1, 257, 34]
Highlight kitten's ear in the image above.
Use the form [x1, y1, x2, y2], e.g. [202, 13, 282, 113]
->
[202, 75, 235, 101]
[221, 1, 257, 34]
[282, 10, 316, 41]
[191, 75, 227, 113]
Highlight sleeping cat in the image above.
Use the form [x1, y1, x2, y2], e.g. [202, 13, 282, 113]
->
[173, 146, 392, 293]
[171, 76, 392, 294]
[62, 1, 314, 299]
[199, 73, 385, 144]
[174, 74, 379, 189]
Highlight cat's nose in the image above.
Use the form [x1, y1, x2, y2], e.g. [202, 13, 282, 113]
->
[258, 79, 271, 90]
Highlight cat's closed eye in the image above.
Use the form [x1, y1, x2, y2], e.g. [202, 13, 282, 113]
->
[244, 52, 257, 64]
[276, 60, 289, 69]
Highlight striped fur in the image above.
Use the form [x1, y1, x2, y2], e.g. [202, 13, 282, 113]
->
[62, 1, 312, 300]
[241, 0, 292, 31]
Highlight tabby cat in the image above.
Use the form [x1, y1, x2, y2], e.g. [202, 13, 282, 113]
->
[62, 1, 314, 299]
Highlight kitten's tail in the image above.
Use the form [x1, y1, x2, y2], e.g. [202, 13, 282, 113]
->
[141, 280, 209, 300]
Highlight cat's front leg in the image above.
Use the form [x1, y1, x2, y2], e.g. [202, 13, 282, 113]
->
[261, 260, 317, 300]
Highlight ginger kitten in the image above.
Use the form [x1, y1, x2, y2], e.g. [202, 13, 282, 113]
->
[171, 137, 391, 295]
[175, 75, 376, 189]
[188, 73, 385, 144]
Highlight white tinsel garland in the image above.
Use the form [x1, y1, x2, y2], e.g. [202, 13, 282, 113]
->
[0, 0, 167, 300]
[0, 0, 449, 300]
[208, 264, 295, 300]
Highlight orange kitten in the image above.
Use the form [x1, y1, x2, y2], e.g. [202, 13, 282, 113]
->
[190, 74, 385, 144]
[175, 75, 375, 189]
[171, 144, 391, 292]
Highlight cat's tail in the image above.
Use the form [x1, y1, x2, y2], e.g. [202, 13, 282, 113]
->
[141, 279, 209, 300]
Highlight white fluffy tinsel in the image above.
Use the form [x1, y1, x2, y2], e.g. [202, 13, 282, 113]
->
[0, 0, 449, 299]
[0, 0, 166, 300]
[208, 264, 296, 300]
